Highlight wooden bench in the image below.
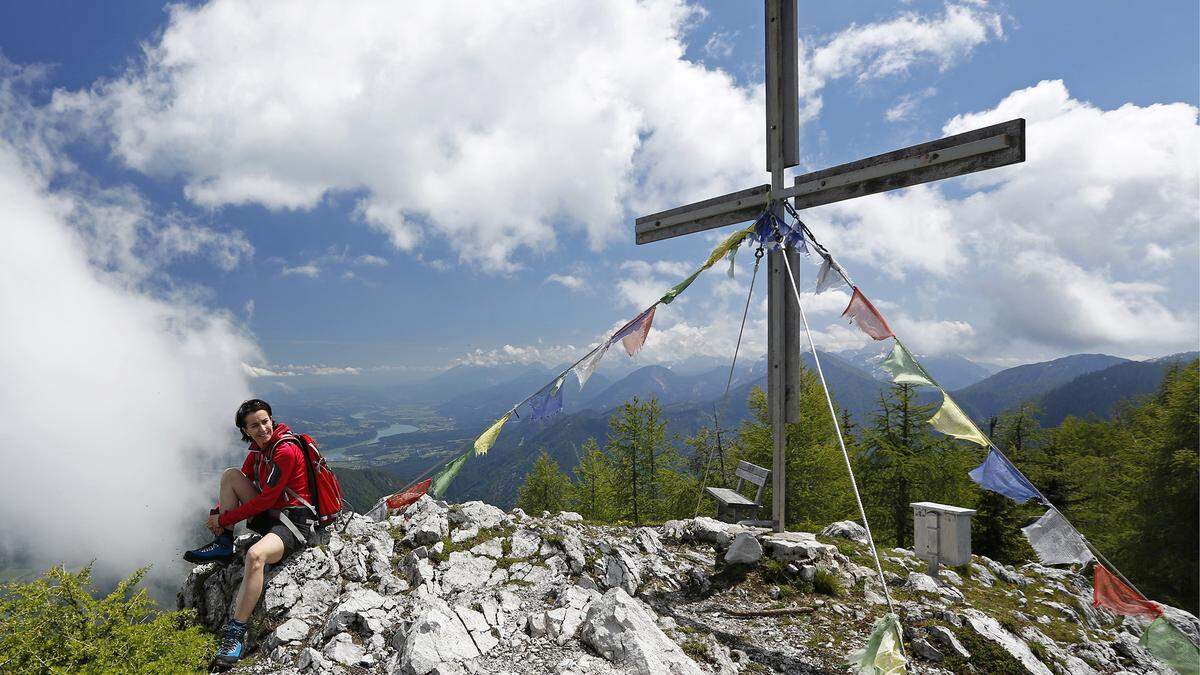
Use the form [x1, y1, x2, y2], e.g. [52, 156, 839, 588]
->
[706, 461, 771, 523]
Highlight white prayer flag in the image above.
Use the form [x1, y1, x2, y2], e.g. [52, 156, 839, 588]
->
[1022, 508, 1093, 566]
[572, 341, 609, 390]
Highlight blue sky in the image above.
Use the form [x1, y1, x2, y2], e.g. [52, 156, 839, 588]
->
[1, 1, 1197, 380]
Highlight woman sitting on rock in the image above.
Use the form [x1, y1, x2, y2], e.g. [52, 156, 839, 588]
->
[183, 398, 318, 670]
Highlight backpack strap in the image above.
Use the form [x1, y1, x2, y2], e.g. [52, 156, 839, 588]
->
[273, 433, 321, 519]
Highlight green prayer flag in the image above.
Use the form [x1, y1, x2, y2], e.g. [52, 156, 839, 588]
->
[929, 391, 990, 447]
[474, 412, 511, 455]
[430, 451, 470, 498]
[659, 270, 701, 305]
[846, 613, 907, 674]
[881, 341, 935, 387]
[1140, 617, 1200, 675]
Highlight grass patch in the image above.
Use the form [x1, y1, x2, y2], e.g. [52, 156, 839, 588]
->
[681, 639, 708, 660]
[812, 568, 843, 597]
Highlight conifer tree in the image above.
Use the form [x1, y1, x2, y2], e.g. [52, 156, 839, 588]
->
[516, 450, 572, 515]
[606, 397, 677, 524]
[569, 438, 616, 522]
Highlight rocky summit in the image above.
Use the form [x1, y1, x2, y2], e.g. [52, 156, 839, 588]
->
[179, 498, 1197, 674]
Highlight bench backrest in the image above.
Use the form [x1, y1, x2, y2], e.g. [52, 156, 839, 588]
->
[735, 461, 770, 487]
[734, 461, 771, 506]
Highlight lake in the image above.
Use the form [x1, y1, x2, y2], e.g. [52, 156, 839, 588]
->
[373, 422, 418, 442]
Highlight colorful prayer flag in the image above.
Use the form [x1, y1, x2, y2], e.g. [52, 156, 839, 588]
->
[474, 412, 511, 455]
[430, 451, 470, 498]
[842, 286, 894, 340]
[881, 341, 935, 387]
[529, 377, 565, 420]
[573, 341, 609, 390]
[1093, 564, 1162, 620]
[1140, 617, 1200, 675]
[846, 613, 907, 675]
[814, 255, 851, 293]
[930, 392, 990, 447]
[614, 306, 656, 357]
[386, 478, 432, 511]
[969, 448, 1042, 503]
[1022, 508, 1093, 566]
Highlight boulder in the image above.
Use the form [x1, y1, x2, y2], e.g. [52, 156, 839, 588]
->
[634, 527, 662, 555]
[961, 608, 1053, 675]
[819, 520, 868, 543]
[439, 552, 496, 593]
[723, 532, 763, 565]
[510, 529, 542, 558]
[323, 631, 367, 667]
[686, 517, 739, 546]
[762, 533, 837, 565]
[271, 617, 311, 645]
[580, 588, 703, 675]
[395, 599, 482, 675]
[925, 625, 970, 659]
[604, 550, 642, 596]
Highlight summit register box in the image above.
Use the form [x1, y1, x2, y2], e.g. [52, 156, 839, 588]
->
[911, 501, 976, 576]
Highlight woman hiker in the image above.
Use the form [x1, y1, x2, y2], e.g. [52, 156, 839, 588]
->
[183, 399, 319, 670]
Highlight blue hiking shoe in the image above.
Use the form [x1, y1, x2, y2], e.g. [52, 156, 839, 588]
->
[183, 532, 233, 564]
[210, 621, 246, 671]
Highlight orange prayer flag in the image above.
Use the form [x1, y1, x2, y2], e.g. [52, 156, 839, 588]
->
[1092, 564, 1162, 620]
[842, 286, 894, 340]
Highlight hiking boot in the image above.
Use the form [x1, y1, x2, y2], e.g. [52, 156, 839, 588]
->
[210, 621, 246, 671]
[183, 532, 233, 564]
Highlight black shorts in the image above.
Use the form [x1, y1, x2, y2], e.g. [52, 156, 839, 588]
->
[246, 508, 317, 558]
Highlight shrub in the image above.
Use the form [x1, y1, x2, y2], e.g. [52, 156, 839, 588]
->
[0, 565, 214, 673]
[812, 567, 843, 597]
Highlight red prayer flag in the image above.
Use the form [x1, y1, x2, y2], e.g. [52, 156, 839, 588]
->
[842, 286, 894, 340]
[1092, 564, 1162, 620]
[386, 478, 432, 511]
[618, 306, 656, 356]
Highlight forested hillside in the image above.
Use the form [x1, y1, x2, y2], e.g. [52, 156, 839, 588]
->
[516, 359, 1200, 613]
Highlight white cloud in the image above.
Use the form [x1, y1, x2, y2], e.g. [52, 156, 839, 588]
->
[545, 273, 585, 291]
[0, 69, 259, 588]
[703, 30, 737, 59]
[796, 4, 1002, 125]
[885, 87, 937, 122]
[60, 0, 765, 273]
[809, 80, 1200, 355]
[282, 263, 320, 278]
[354, 254, 388, 267]
[454, 343, 585, 368]
[243, 298, 255, 318]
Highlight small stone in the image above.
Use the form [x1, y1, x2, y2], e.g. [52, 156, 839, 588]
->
[910, 637, 943, 662]
[768, 586, 782, 600]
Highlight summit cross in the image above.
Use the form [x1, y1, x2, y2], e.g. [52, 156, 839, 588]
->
[634, 0, 1025, 532]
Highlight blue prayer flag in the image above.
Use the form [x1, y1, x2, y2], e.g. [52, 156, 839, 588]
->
[969, 448, 1042, 504]
[529, 378, 564, 420]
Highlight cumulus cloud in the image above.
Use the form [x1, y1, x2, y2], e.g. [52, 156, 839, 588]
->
[805, 80, 1199, 356]
[0, 69, 259, 588]
[796, 3, 1002, 124]
[58, 0, 766, 273]
[545, 273, 585, 291]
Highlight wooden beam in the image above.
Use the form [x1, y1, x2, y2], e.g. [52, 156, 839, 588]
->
[635, 184, 770, 245]
[786, 118, 1025, 210]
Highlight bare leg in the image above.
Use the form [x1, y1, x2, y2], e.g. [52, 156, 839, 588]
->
[219, 468, 258, 532]
[233, 533, 285, 622]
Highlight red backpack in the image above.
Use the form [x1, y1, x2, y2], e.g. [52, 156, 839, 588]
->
[273, 432, 345, 528]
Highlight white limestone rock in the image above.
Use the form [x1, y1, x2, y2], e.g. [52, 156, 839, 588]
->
[961, 608, 1053, 675]
[323, 631, 367, 667]
[723, 532, 763, 565]
[819, 520, 868, 543]
[510, 529, 542, 558]
[396, 599, 483, 675]
[440, 551, 497, 593]
[580, 588, 703, 675]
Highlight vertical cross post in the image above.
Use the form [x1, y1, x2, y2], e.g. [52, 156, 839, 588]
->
[765, 0, 801, 532]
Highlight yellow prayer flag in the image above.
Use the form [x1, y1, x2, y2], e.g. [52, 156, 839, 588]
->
[703, 224, 754, 270]
[474, 412, 511, 455]
[847, 613, 907, 675]
[929, 391, 989, 447]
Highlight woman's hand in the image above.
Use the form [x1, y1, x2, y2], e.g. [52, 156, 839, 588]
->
[206, 513, 223, 535]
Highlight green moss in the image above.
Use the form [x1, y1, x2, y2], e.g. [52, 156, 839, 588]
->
[942, 624, 1027, 675]
[681, 639, 708, 660]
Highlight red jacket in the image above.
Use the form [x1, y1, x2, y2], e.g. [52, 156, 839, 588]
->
[218, 422, 315, 528]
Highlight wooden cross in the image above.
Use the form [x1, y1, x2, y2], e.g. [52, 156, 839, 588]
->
[634, 0, 1024, 533]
